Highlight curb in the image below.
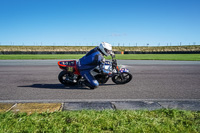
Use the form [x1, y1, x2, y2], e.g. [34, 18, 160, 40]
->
[1, 100, 200, 114]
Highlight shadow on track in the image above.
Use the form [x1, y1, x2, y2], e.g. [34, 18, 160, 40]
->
[18, 83, 116, 90]
[18, 84, 89, 90]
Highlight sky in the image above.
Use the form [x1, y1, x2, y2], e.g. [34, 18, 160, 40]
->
[0, 0, 200, 46]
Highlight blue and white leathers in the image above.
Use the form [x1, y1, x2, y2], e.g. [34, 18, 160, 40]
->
[77, 47, 108, 88]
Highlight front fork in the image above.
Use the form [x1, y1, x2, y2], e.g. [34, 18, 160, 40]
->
[111, 69, 125, 81]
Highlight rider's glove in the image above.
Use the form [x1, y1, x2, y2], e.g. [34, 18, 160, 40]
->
[100, 64, 109, 75]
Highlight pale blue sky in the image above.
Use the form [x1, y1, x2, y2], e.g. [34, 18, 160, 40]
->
[0, 0, 200, 46]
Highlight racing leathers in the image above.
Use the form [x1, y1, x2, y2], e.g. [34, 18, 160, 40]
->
[77, 47, 109, 89]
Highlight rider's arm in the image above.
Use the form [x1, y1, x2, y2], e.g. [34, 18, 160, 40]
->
[98, 55, 110, 74]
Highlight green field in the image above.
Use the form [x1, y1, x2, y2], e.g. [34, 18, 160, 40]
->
[0, 54, 200, 61]
[0, 109, 199, 133]
[1, 45, 200, 52]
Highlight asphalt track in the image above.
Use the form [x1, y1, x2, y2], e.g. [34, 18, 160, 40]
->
[0, 60, 200, 102]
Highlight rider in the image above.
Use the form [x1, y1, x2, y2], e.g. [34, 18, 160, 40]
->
[77, 42, 112, 89]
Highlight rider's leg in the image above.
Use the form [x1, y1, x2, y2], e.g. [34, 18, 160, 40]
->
[80, 70, 99, 89]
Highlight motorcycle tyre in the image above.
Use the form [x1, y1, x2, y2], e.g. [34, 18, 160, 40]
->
[58, 71, 76, 86]
[112, 72, 132, 84]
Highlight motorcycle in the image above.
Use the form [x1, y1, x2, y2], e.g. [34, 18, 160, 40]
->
[57, 53, 132, 88]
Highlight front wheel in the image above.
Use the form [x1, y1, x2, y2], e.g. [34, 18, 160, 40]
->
[112, 72, 132, 84]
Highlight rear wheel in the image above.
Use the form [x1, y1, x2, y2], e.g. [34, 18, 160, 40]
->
[58, 71, 76, 86]
[112, 72, 132, 84]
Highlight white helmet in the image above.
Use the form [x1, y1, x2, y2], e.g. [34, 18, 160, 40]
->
[98, 42, 112, 56]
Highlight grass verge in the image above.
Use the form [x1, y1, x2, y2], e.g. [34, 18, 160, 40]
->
[1, 45, 200, 52]
[0, 54, 200, 61]
[0, 109, 200, 132]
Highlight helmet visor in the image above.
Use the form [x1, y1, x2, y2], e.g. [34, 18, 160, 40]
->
[104, 48, 112, 55]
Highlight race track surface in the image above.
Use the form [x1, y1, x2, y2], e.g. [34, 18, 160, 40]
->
[0, 60, 200, 101]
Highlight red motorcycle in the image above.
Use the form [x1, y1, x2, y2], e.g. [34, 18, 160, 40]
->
[57, 54, 132, 87]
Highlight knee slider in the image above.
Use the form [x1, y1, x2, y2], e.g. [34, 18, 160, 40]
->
[92, 80, 99, 87]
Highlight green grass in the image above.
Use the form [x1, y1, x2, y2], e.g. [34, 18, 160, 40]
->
[1, 45, 200, 52]
[0, 54, 84, 60]
[112, 54, 200, 61]
[0, 109, 200, 133]
[0, 54, 200, 61]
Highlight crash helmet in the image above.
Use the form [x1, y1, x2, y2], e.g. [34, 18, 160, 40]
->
[98, 42, 112, 56]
